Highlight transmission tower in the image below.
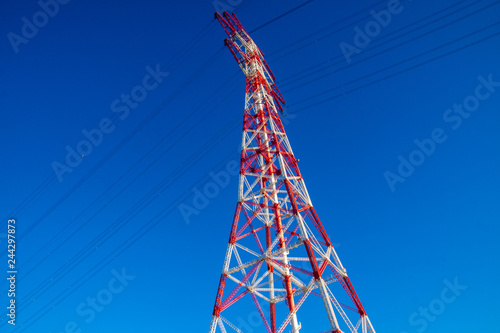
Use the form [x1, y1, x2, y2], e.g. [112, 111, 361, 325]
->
[209, 12, 376, 333]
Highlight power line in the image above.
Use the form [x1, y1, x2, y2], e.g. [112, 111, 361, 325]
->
[282, 0, 499, 92]
[249, 0, 316, 33]
[9, 86, 243, 306]
[288, 27, 500, 113]
[10, 119, 241, 331]
[3, 18, 220, 235]
[19, 73, 241, 274]
[279, 0, 482, 84]
[267, 0, 398, 58]
[14, 47, 225, 243]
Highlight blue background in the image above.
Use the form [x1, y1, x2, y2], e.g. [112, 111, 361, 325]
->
[1, 0, 499, 332]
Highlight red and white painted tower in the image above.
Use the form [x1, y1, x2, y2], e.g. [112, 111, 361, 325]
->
[209, 12, 376, 333]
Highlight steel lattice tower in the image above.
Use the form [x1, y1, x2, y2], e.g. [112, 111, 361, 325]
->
[209, 12, 376, 333]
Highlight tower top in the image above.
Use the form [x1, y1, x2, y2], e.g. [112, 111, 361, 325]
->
[215, 11, 286, 113]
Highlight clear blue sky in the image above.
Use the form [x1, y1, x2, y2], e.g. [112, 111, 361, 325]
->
[1, 0, 499, 332]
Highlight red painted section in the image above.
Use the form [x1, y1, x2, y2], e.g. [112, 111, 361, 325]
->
[310, 207, 333, 247]
[344, 276, 366, 316]
[228, 201, 242, 244]
[214, 12, 236, 36]
[212, 273, 227, 316]
[303, 239, 321, 279]
[270, 303, 276, 333]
